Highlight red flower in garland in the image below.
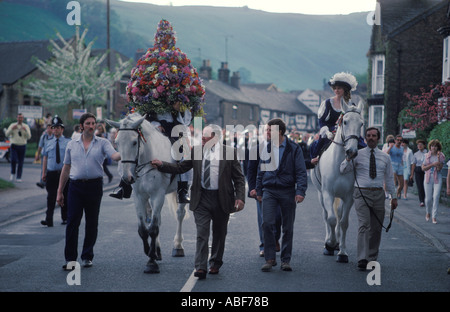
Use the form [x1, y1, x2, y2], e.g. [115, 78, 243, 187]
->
[126, 19, 205, 116]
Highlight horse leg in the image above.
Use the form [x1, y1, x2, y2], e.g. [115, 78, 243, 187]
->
[134, 194, 150, 256]
[334, 198, 342, 251]
[336, 198, 353, 263]
[144, 194, 164, 274]
[322, 192, 338, 255]
[173, 202, 186, 257]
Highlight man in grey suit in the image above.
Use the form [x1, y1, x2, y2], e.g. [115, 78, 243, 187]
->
[151, 125, 246, 279]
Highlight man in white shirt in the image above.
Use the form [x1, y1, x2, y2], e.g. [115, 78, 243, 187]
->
[340, 127, 398, 271]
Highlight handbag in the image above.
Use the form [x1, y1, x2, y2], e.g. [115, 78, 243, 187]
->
[408, 179, 414, 187]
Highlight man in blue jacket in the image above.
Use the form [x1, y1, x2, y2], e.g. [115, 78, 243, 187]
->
[256, 118, 307, 272]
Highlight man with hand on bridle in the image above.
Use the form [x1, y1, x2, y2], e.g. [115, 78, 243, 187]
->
[340, 127, 398, 271]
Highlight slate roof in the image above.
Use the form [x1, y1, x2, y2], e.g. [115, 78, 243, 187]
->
[378, 0, 445, 38]
[0, 39, 58, 87]
[0, 38, 130, 94]
[203, 79, 314, 122]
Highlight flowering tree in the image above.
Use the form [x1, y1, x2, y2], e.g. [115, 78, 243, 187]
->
[403, 82, 450, 131]
[23, 27, 132, 110]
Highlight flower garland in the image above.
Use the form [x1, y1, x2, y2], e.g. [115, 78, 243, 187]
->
[126, 19, 206, 117]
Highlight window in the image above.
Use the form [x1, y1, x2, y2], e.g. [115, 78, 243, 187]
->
[443, 37, 450, 83]
[371, 54, 385, 95]
[369, 105, 384, 139]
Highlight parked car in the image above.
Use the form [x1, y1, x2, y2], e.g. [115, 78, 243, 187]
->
[0, 139, 11, 162]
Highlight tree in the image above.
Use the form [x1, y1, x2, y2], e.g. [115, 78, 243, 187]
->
[23, 27, 132, 110]
[403, 82, 450, 133]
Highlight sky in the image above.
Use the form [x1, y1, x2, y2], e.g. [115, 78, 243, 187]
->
[120, 0, 377, 15]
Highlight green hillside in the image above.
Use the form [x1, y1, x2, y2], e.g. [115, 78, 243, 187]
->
[0, 0, 372, 91]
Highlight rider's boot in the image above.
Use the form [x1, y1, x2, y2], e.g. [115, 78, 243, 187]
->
[109, 180, 133, 200]
[177, 181, 190, 203]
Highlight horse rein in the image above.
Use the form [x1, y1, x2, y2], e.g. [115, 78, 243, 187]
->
[351, 160, 394, 233]
[336, 111, 394, 232]
[117, 127, 154, 180]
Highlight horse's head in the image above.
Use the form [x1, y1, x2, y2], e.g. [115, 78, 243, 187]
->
[106, 113, 146, 184]
[340, 99, 364, 161]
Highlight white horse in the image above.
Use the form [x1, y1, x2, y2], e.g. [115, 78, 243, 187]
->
[311, 99, 363, 263]
[107, 113, 188, 273]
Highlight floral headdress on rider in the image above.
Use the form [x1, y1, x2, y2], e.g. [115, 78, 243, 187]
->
[126, 20, 206, 117]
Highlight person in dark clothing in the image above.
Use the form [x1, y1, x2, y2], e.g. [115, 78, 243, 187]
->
[256, 118, 308, 272]
[247, 137, 281, 257]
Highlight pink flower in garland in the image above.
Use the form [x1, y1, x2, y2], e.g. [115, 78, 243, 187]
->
[126, 19, 206, 116]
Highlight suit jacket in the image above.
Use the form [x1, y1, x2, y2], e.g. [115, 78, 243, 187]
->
[158, 144, 246, 214]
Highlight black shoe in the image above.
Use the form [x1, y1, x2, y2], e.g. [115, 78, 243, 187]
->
[61, 220, 67, 225]
[40, 220, 53, 227]
[36, 182, 45, 189]
[177, 181, 190, 203]
[358, 259, 368, 271]
[194, 269, 206, 280]
[109, 189, 123, 200]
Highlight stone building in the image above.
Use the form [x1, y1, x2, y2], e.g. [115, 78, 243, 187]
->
[367, 0, 448, 139]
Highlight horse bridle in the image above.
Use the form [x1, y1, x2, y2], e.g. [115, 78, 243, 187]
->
[118, 127, 153, 180]
[333, 110, 361, 147]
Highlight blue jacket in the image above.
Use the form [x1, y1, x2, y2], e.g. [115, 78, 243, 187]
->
[256, 136, 307, 197]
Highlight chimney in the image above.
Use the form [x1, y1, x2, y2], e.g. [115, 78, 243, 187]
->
[218, 62, 230, 84]
[231, 71, 240, 89]
[135, 48, 145, 61]
[200, 59, 212, 80]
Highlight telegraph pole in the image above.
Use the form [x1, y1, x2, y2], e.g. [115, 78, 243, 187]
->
[106, 0, 112, 119]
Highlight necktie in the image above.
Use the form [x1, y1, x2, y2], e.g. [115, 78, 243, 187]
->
[56, 138, 61, 164]
[370, 149, 376, 179]
[203, 157, 210, 188]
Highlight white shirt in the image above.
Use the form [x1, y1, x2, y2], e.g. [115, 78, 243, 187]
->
[64, 135, 117, 180]
[201, 145, 220, 190]
[340, 147, 397, 199]
[412, 149, 427, 167]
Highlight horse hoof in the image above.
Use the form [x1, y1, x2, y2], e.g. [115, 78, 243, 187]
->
[336, 254, 349, 263]
[144, 260, 160, 274]
[323, 244, 335, 256]
[172, 248, 185, 257]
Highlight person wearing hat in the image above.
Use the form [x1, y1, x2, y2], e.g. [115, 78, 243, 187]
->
[40, 116, 71, 227]
[310, 72, 366, 161]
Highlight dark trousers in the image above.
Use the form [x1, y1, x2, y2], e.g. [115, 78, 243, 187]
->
[414, 168, 425, 203]
[10, 144, 26, 179]
[193, 189, 230, 271]
[262, 187, 296, 263]
[64, 179, 103, 262]
[45, 170, 68, 225]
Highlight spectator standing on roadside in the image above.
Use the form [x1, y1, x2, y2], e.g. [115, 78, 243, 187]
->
[5, 113, 31, 182]
[36, 124, 54, 189]
[421, 139, 445, 224]
[40, 116, 70, 227]
[410, 139, 427, 207]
